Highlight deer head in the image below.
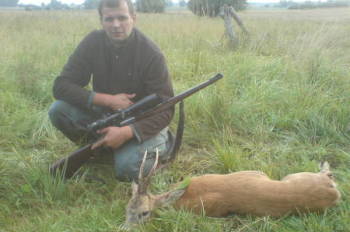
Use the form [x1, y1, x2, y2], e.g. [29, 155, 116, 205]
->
[124, 150, 185, 228]
[319, 161, 337, 186]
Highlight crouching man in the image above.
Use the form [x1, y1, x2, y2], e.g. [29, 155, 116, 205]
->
[48, 0, 174, 181]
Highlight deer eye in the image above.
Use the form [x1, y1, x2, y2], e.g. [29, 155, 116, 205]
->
[327, 173, 335, 179]
[139, 211, 150, 218]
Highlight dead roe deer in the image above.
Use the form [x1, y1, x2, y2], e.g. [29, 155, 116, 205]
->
[125, 151, 341, 227]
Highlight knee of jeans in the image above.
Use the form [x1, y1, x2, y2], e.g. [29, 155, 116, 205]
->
[115, 166, 138, 182]
[48, 101, 63, 126]
[114, 158, 140, 183]
[49, 101, 73, 128]
[115, 155, 163, 183]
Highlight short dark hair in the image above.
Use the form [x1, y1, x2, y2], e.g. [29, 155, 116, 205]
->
[98, 0, 135, 18]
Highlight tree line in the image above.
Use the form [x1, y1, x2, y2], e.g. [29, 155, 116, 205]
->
[2, 0, 349, 13]
[2, 0, 248, 15]
[0, 0, 19, 7]
[282, 0, 350, 9]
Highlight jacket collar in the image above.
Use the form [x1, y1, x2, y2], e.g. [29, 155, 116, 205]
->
[104, 28, 136, 54]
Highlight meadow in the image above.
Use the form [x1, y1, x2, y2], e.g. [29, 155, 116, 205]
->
[0, 7, 350, 232]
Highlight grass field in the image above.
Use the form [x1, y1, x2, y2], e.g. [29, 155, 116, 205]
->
[1, 7, 350, 232]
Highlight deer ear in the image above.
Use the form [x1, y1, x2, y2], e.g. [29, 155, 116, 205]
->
[320, 161, 330, 173]
[131, 182, 139, 196]
[154, 189, 186, 208]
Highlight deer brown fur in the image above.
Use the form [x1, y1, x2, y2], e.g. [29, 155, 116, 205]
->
[124, 151, 341, 227]
[174, 168, 340, 217]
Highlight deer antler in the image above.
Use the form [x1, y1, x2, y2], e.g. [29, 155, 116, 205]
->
[137, 149, 159, 194]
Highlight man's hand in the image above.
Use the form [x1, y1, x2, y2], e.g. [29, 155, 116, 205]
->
[91, 126, 133, 150]
[94, 93, 136, 111]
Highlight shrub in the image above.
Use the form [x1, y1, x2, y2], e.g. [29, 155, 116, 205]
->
[188, 0, 247, 17]
[136, 0, 166, 13]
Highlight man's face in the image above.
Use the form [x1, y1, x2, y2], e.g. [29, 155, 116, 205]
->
[101, 1, 135, 42]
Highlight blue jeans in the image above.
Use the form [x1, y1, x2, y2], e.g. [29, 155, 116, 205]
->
[48, 100, 171, 182]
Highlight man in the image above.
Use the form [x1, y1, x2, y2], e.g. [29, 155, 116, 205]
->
[49, 0, 174, 182]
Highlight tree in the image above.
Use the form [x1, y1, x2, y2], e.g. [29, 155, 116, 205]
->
[188, 0, 247, 17]
[84, 0, 99, 9]
[179, 0, 187, 7]
[49, 0, 62, 8]
[0, 0, 19, 7]
[279, 0, 295, 8]
[46, 0, 70, 9]
[136, 0, 166, 13]
[166, 0, 173, 7]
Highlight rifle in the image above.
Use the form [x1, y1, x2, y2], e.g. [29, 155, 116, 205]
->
[49, 73, 223, 179]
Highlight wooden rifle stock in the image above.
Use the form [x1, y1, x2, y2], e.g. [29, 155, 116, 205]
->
[50, 144, 93, 179]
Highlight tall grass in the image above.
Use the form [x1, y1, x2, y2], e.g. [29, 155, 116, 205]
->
[1, 8, 349, 231]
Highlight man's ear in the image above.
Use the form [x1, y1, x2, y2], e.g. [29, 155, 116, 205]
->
[132, 13, 136, 23]
[154, 189, 185, 208]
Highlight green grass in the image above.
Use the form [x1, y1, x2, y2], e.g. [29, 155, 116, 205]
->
[1, 8, 350, 232]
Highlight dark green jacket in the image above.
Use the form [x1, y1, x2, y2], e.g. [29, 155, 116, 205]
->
[53, 28, 174, 142]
